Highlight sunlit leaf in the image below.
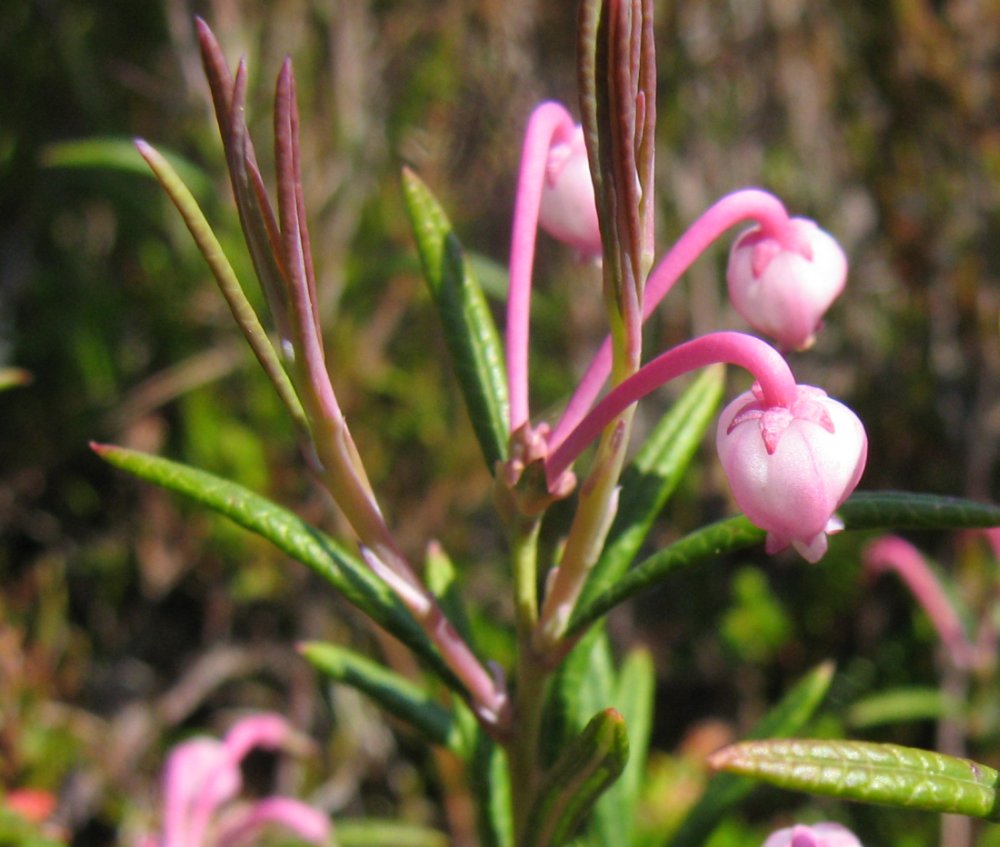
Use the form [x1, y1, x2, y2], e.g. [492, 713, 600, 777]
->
[401, 168, 510, 471]
[92, 444, 461, 692]
[709, 739, 1000, 819]
[300, 641, 461, 751]
[570, 493, 1000, 635]
[524, 709, 630, 847]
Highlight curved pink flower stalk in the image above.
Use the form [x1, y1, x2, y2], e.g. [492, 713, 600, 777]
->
[545, 330, 798, 486]
[864, 535, 973, 668]
[551, 189, 796, 447]
[718, 384, 867, 562]
[507, 102, 587, 433]
[148, 714, 331, 847]
[727, 217, 847, 350]
[761, 822, 863, 847]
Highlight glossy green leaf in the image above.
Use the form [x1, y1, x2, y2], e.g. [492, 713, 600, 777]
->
[570, 492, 1000, 636]
[401, 168, 509, 470]
[300, 641, 461, 751]
[666, 662, 835, 847]
[709, 739, 1000, 819]
[524, 709, 630, 847]
[579, 365, 725, 611]
[92, 444, 460, 692]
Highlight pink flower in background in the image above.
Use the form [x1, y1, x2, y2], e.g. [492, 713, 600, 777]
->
[537, 124, 602, 261]
[762, 822, 863, 847]
[717, 383, 867, 562]
[727, 218, 847, 350]
[139, 714, 330, 847]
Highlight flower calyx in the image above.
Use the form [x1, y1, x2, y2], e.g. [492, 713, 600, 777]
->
[496, 423, 576, 520]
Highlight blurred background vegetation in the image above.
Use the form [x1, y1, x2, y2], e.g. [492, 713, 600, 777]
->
[1, 0, 999, 844]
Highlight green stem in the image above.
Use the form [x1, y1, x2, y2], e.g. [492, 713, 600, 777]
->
[508, 516, 548, 843]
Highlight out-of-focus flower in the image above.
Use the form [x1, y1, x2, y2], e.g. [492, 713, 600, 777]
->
[727, 218, 847, 351]
[761, 822, 863, 847]
[537, 125, 602, 261]
[137, 714, 330, 847]
[717, 383, 867, 562]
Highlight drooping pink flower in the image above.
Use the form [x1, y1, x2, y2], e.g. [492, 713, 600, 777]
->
[727, 218, 847, 351]
[717, 383, 867, 562]
[140, 714, 331, 847]
[537, 125, 601, 261]
[761, 822, 863, 847]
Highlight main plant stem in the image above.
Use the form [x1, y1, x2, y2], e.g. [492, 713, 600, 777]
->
[508, 515, 547, 842]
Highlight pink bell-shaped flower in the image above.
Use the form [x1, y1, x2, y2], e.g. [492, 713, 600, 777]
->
[716, 383, 867, 562]
[727, 218, 847, 350]
[538, 125, 602, 261]
[762, 822, 863, 847]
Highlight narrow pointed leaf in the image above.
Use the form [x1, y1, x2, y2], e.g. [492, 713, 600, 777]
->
[300, 641, 461, 751]
[401, 168, 509, 470]
[524, 709, 630, 847]
[542, 627, 616, 769]
[666, 662, 835, 847]
[570, 493, 1000, 635]
[133, 141, 307, 434]
[469, 725, 514, 847]
[709, 739, 1000, 819]
[92, 444, 460, 691]
[579, 365, 725, 611]
[590, 648, 655, 847]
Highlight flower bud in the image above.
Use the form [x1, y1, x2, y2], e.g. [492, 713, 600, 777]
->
[762, 822, 863, 847]
[716, 384, 867, 562]
[727, 218, 847, 350]
[538, 125, 602, 261]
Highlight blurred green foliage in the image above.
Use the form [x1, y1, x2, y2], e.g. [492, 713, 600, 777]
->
[1, 0, 999, 844]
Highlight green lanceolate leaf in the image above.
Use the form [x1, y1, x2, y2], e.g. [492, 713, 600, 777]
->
[133, 140, 308, 436]
[709, 739, 1000, 820]
[569, 492, 1000, 636]
[300, 641, 461, 751]
[542, 627, 616, 770]
[469, 725, 514, 847]
[666, 662, 835, 847]
[579, 365, 725, 612]
[590, 648, 655, 847]
[92, 444, 461, 692]
[839, 491, 1000, 531]
[401, 168, 509, 471]
[524, 709, 630, 847]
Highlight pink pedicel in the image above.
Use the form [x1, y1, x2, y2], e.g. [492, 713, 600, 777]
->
[717, 384, 867, 562]
[537, 125, 602, 262]
[761, 822, 863, 847]
[142, 713, 330, 847]
[727, 218, 847, 351]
